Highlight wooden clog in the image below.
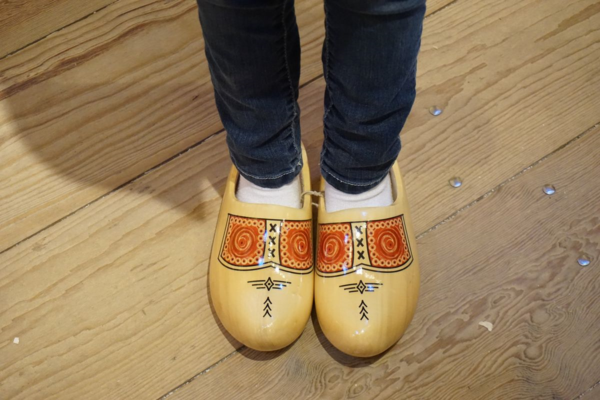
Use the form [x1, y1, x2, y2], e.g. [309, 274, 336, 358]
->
[315, 161, 420, 357]
[209, 145, 314, 351]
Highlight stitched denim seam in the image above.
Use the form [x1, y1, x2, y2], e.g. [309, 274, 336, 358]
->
[322, 1, 335, 121]
[321, 163, 393, 187]
[281, 0, 300, 156]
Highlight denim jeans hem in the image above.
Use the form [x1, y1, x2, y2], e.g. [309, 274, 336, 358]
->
[320, 163, 392, 195]
[197, 0, 424, 195]
[234, 156, 303, 189]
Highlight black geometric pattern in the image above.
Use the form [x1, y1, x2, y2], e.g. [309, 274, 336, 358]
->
[359, 300, 368, 321]
[339, 280, 382, 294]
[263, 297, 272, 318]
[248, 277, 291, 291]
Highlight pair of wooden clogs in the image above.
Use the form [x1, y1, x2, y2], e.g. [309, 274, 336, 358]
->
[209, 144, 419, 357]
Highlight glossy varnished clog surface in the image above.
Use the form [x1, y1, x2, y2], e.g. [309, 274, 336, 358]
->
[209, 146, 314, 351]
[315, 162, 420, 357]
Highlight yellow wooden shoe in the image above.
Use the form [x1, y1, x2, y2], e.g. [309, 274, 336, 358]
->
[315, 161, 419, 357]
[209, 145, 314, 352]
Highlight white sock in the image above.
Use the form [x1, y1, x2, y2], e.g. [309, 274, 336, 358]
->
[236, 175, 302, 209]
[325, 174, 393, 213]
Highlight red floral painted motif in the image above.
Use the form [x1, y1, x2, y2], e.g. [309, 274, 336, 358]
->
[367, 216, 410, 268]
[221, 216, 265, 266]
[317, 223, 352, 273]
[280, 220, 312, 270]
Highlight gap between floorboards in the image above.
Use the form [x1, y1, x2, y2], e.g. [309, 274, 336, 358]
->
[573, 378, 600, 400]
[0, 0, 459, 62]
[0, 0, 122, 61]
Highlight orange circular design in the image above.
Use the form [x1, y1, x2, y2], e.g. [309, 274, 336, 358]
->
[229, 224, 262, 259]
[288, 230, 311, 261]
[373, 227, 405, 260]
[319, 232, 346, 265]
[280, 220, 312, 270]
[222, 216, 265, 266]
[317, 223, 352, 273]
[367, 216, 410, 268]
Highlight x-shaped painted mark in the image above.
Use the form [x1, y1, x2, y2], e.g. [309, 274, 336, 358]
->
[269, 223, 277, 233]
[269, 236, 276, 245]
[358, 251, 365, 260]
[268, 249, 275, 258]
[355, 226, 363, 235]
[356, 238, 364, 247]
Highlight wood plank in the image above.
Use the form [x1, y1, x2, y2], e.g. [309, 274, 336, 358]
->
[0, 0, 114, 58]
[578, 383, 600, 400]
[399, 0, 600, 229]
[0, 0, 454, 253]
[170, 127, 600, 399]
[0, 135, 230, 400]
[0, 0, 219, 252]
[0, 0, 452, 60]
[0, 0, 598, 398]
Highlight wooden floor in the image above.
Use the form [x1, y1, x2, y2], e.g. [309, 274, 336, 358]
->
[0, 0, 599, 398]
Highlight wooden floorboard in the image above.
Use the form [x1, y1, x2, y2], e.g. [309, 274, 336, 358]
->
[0, 0, 453, 253]
[170, 126, 600, 400]
[0, 0, 115, 58]
[0, 0, 598, 398]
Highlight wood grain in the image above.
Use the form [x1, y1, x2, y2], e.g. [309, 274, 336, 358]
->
[0, 0, 454, 253]
[0, 0, 219, 253]
[0, 0, 453, 61]
[402, 0, 600, 230]
[170, 128, 600, 400]
[0, 0, 598, 398]
[0, 0, 115, 58]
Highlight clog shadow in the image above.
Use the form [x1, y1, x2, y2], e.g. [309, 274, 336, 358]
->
[205, 259, 244, 350]
[310, 309, 386, 367]
[237, 340, 295, 361]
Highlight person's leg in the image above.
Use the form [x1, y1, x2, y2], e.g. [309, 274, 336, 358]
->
[197, 0, 303, 207]
[315, 1, 426, 357]
[320, 0, 426, 210]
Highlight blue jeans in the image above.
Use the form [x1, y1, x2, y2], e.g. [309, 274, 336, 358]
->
[197, 0, 425, 194]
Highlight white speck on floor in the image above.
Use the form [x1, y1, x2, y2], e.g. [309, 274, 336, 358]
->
[479, 321, 493, 332]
